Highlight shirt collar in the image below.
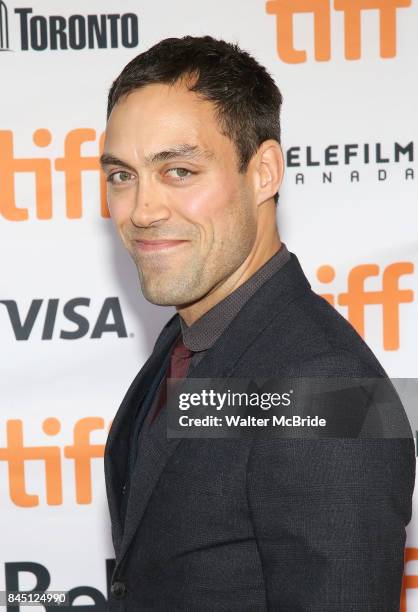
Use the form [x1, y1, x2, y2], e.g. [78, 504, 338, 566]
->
[179, 243, 290, 352]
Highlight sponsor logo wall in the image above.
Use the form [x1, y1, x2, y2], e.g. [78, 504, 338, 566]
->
[1, 0, 417, 608]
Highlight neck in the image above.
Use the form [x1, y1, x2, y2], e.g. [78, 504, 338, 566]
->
[177, 222, 281, 327]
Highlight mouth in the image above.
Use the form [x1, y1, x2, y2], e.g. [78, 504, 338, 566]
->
[133, 239, 190, 252]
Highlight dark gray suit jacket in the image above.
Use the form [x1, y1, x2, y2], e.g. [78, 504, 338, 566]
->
[104, 252, 415, 611]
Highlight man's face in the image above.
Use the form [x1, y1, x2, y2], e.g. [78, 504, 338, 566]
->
[102, 81, 258, 308]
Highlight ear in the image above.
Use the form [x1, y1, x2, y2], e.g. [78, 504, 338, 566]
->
[251, 140, 284, 206]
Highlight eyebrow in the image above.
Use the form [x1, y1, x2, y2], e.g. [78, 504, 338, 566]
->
[99, 154, 137, 173]
[145, 144, 214, 164]
[99, 144, 214, 171]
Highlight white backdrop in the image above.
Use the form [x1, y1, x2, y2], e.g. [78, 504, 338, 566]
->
[1, 0, 417, 609]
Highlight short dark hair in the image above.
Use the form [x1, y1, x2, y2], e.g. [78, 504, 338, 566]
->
[107, 35, 283, 204]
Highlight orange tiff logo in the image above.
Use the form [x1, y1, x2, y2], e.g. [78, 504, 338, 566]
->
[401, 548, 418, 612]
[266, 0, 411, 62]
[316, 261, 414, 350]
[0, 129, 108, 221]
[0, 417, 112, 506]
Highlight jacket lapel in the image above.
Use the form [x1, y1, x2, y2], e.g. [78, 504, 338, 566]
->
[104, 314, 180, 557]
[109, 253, 311, 568]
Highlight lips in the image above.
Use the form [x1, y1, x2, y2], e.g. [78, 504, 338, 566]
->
[134, 239, 189, 252]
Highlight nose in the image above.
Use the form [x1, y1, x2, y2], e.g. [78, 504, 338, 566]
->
[130, 178, 170, 228]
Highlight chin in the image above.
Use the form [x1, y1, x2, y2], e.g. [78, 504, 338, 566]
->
[145, 296, 177, 307]
[140, 285, 182, 307]
[139, 273, 201, 307]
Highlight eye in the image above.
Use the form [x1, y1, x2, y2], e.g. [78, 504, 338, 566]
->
[166, 167, 194, 181]
[107, 171, 134, 185]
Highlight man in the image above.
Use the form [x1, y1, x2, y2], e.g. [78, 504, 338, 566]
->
[102, 36, 415, 610]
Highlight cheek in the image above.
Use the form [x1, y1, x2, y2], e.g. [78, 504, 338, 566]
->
[177, 186, 232, 247]
[106, 194, 136, 250]
[107, 188, 135, 223]
[177, 174, 238, 222]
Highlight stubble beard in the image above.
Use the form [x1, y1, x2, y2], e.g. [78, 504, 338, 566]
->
[130, 191, 257, 308]
[133, 249, 206, 307]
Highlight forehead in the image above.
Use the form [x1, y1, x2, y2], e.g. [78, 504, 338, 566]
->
[104, 82, 230, 158]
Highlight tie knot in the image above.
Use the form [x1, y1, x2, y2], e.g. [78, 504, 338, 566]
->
[167, 335, 193, 381]
[171, 336, 193, 359]
[149, 334, 193, 424]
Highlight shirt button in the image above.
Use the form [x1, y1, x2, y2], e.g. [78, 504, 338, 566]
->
[111, 580, 127, 599]
[121, 483, 126, 495]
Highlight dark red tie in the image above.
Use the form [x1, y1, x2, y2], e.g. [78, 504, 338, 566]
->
[150, 334, 193, 424]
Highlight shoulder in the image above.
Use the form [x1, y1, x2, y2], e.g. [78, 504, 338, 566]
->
[250, 287, 387, 377]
